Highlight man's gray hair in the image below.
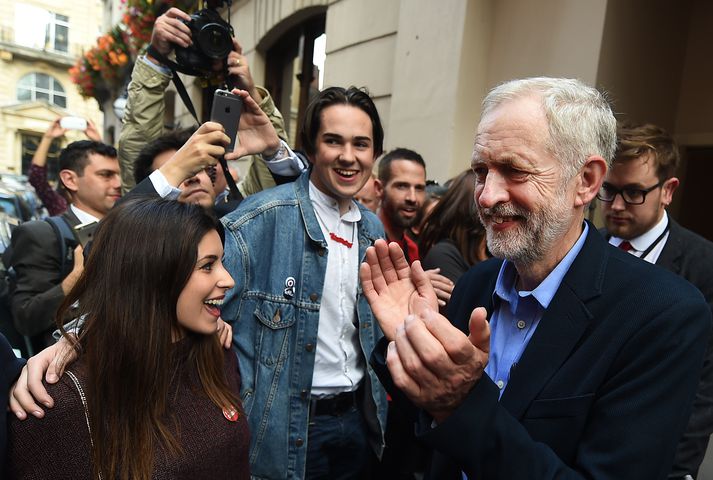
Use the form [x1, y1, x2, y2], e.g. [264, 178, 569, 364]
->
[481, 77, 617, 180]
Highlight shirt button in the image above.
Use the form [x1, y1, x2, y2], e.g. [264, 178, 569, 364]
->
[516, 320, 526, 329]
[305, 343, 315, 352]
[309, 293, 319, 301]
[295, 438, 304, 447]
[496, 380, 505, 389]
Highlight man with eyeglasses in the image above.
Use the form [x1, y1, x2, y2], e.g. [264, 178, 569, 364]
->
[599, 121, 713, 480]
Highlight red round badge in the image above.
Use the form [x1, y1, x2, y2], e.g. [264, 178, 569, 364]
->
[223, 405, 239, 422]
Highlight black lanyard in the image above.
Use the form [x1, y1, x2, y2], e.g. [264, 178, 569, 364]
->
[638, 223, 670, 261]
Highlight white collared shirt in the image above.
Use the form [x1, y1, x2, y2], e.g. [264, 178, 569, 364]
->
[308, 181, 366, 396]
[609, 213, 669, 264]
[70, 204, 100, 225]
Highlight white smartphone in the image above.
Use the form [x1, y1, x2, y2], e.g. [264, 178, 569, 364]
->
[60, 116, 88, 131]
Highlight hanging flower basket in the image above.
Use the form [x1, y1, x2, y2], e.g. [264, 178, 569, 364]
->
[69, 0, 194, 102]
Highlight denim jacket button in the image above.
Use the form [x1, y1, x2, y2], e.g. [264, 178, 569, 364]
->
[309, 293, 319, 301]
[300, 389, 309, 399]
[305, 343, 315, 352]
[296, 438, 304, 447]
[317, 248, 326, 257]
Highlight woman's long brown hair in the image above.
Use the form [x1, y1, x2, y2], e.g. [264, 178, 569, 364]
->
[419, 169, 488, 266]
[56, 197, 239, 480]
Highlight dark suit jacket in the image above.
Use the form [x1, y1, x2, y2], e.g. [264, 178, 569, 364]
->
[656, 217, 713, 478]
[1, 333, 25, 466]
[8, 209, 81, 345]
[375, 223, 711, 479]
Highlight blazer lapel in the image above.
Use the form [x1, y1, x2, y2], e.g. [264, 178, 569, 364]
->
[499, 223, 607, 419]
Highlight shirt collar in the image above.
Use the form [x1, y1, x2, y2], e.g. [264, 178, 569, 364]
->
[494, 222, 589, 310]
[308, 180, 362, 223]
[609, 212, 668, 252]
[70, 204, 100, 224]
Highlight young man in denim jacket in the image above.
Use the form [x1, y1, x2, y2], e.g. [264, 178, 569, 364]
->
[220, 87, 388, 479]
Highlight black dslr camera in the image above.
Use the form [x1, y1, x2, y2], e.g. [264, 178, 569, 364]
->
[175, 2, 234, 75]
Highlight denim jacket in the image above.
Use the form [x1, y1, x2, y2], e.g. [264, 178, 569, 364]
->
[221, 170, 388, 479]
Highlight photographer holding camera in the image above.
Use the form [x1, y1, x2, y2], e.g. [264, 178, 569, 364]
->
[119, 6, 302, 198]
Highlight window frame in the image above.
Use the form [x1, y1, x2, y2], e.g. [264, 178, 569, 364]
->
[17, 72, 67, 108]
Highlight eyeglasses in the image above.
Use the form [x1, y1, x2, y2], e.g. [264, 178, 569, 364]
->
[596, 181, 664, 205]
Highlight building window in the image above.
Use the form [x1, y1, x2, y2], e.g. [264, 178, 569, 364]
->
[21, 134, 61, 181]
[17, 73, 67, 108]
[14, 4, 69, 53]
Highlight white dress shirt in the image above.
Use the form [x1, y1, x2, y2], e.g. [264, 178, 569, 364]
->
[609, 213, 669, 264]
[70, 204, 100, 224]
[308, 181, 366, 397]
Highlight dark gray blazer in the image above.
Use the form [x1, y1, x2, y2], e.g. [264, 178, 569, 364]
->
[657, 217, 713, 479]
[8, 209, 81, 344]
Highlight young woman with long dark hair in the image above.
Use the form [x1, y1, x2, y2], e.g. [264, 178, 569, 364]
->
[419, 169, 489, 283]
[6, 197, 249, 479]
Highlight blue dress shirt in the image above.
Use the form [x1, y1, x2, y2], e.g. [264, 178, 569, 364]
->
[462, 224, 589, 480]
[484, 223, 589, 397]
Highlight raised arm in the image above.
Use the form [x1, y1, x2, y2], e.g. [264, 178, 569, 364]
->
[28, 119, 67, 216]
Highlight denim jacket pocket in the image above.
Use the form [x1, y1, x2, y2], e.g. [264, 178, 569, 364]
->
[254, 299, 297, 330]
[248, 298, 297, 472]
[253, 299, 297, 369]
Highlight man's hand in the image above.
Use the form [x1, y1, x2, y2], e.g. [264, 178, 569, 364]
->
[359, 239, 438, 340]
[159, 122, 230, 187]
[386, 306, 490, 423]
[224, 89, 281, 161]
[43, 118, 66, 140]
[8, 336, 78, 419]
[227, 38, 262, 103]
[60, 245, 84, 295]
[149, 7, 192, 60]
[216, 317, 233, 349]
[425, 268, 454, 308]
[84, 119, 102, 142]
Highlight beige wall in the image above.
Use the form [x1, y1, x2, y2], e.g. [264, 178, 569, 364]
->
[173, 0, 712, 190]
[674, 0, 713, 146]
[487, 0, 608, 87]
[596, 0, 691, 131]
[0, 0, 104, 173]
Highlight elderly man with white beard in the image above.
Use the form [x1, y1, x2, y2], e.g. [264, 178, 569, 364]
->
[359, 77, 711, 480]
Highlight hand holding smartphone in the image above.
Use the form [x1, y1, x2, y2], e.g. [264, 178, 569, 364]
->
[210, 89, 242, 152]
[74, 221, 99, 248]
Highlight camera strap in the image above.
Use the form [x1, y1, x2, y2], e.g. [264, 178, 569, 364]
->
[146, 45, 242, 202]
[147, 45, 203, 123]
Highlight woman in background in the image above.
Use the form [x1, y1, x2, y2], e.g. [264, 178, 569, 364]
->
[419, 169, 489, 284]
[6, 198, 249, 480]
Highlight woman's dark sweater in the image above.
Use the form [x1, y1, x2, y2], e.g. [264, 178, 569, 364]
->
[5, 344, 249, 479]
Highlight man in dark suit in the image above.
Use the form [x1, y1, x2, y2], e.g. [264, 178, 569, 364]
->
[600, 121, 713, 479]
[7, 141, 120, 350]
[359, 77, 711, 479]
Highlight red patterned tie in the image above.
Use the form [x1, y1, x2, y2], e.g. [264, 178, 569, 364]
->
[619, 241, 633, 252]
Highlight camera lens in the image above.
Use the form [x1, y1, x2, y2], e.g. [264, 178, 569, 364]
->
[198, 23, 232, 59]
